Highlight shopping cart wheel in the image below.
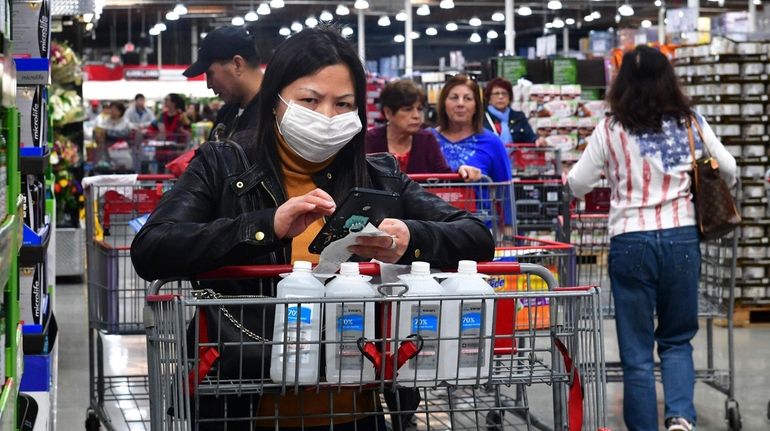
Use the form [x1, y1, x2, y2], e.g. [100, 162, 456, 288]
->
[85, 408, 100, 431]
[485, 411, 503, 431]
[726, 400, 742, 431]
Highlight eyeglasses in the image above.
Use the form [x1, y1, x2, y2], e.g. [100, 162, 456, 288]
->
[490, 91, 509, 97]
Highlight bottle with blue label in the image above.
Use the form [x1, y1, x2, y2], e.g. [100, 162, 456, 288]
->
[440, 260, 496, 384]
[395, 261, 443, 386]
[325, 262, 376, 384]
[270, 261, 324, 384]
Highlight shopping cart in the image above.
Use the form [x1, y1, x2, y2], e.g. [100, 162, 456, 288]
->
[83, 174, 184, 431]
[409, 173, 516, 247]
[514, 179, 570, 242]
[507, 144, 562, 178]
[568, 185, 742, 429]
[144, 262, 607, 431]
[138, 132, 193, 174]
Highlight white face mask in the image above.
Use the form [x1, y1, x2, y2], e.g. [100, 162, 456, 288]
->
[276, 95, 363, 163]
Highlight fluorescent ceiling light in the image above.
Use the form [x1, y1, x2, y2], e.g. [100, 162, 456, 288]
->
[395, 11, 407, 21]
[165, 11, 179, 21]
[584, 15, 594, 22]
[492, 12, 505, 22]
[547, 0, 562, 10]
[336, 5, 350, 15]
[618, 4, 634, 16]
[378, 16, 391, 26]
[410, 31, 420, 39]
[341, 26, 354, 37]
[469, 17, 482, 26]
[200, 32, 207, 39]
[320, 10, 334, 21]
[245, 11, 259, 21]
[394, 34, 405, 43]
[291, 21, 303, 32]
[486, 29, 498, 39]
[354, 0, 369, 10]
[149, 27, 160, 36]
[592, 11, 601, 19]
[545, 22, 554, 28]
[439, 0, 454, 9]
[469, 32, 482, 43]
[641, 19, 652, 28]
[257, 3, 271, 15]
[552, 18, 564, 28]
[173, 4, 187, 15]
[155, 22, 167, 31]
[446, 22, 458, 31]
[270, 0, 285, 7]
[231, 16, 245, 26]
[305, 16, 318, 28]
[518, 6, 532, 16]
[566, 18, 575, 25]
[279, 27, 291, 36]
[416, 5, 430, 16]
[426, 27, 438, 36]
[654, 0, 662, 6]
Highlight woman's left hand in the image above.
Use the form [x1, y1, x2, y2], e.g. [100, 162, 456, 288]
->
[458, 165, 482, 182]
[348, 218, 410, 263]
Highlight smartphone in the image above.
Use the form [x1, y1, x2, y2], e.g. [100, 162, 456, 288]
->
[308, 187, 400, 254]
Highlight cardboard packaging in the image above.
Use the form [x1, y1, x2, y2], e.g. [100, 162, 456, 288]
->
[11, 0, 50, 59]
[16, 85, 47, 149]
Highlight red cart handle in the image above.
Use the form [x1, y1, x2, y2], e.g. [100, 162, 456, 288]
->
[136, 174, 176, 181]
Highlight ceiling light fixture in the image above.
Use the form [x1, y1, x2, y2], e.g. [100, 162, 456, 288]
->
[279, 27, 291, 36]
[395, 10, 407, 21]
[547, 0, 563, 10]
[416, 5, 430, 16]
[545, 22, 554, 28]
[592, 11, 601, 19]
[149, 27, 160, 36]
[320, 11, 334, 21]
[486, 29, 499, 39]
[492, 12, 505, 22]
[469, 16, 482, 26]
[641, 19, 652, 28]
[165, 11, 179, 21]
[342, 26, 354, 37]
[291, 21, 303, 32]
[378, 15, 391, 26]
[469, 32, 482, 43]
[231, 16, 245, 26]
[305, 16, 318, 27]
[270, 0, 284, 7]
[518, 6, 532, 16]
[410, 31, 420, 39]
[245, 11, 259, 21]
[173, 4, 187, 15]
[200, 32, 207, 39]
[394, 34, 405, 43]
[654, 0, 662, 6]
[155, 22, 167, 31]
[426, 27, 438, 36]
[257, 3, 271, 15]
[446, 21, 458, 31]
[618, 3, 634, 16]
[584, 15, 594, 22]
[552, 18, 565, 28]
[336, 5, 350, 15]
[354, 0, 369, 10]
[439, 0, 454, 9]
[566, 18, 575, 25]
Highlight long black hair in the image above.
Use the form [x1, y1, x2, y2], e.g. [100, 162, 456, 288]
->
[253, 27, 370, 202]
[607, 45, 692, 134]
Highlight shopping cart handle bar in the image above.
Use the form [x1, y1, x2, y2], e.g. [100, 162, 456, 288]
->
[137, 174, 176, 181]
[407, 173, 464, 182]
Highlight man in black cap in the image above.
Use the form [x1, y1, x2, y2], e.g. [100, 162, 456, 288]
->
[184, 25, 263, 141]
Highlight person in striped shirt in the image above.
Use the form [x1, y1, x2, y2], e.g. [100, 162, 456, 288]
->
[568, 46, 736, 431]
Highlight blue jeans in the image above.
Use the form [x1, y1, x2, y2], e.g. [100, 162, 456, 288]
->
[608, 226, 700, 430]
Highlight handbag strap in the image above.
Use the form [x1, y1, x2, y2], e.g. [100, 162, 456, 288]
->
[686, 119, 698, 179]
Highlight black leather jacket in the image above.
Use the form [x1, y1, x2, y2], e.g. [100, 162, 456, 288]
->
[131, 136, 495, 285]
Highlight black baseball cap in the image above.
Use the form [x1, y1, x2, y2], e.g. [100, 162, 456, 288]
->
[183, 26, 259, 78]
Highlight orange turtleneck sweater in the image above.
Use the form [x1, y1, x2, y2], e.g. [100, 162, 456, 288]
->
[259, 133, 377, 427]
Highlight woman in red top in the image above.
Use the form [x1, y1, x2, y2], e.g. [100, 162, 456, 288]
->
[148, 93, 191, 142]
[366, 80, 480, 180]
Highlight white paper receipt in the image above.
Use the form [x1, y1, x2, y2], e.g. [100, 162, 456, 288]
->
[313, 223, 391, 275]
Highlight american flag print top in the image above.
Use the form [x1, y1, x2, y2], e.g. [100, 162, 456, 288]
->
[567, 113, 737, 238]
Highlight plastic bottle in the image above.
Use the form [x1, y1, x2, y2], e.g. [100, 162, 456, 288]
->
[394, 261, 443, 386]
[270, 261, 324, 384]
[325, 262, 377, 384]
[440, 260, 496, 384]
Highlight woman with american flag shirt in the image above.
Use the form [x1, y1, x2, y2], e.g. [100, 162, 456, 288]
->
[568, 46, 737, 431]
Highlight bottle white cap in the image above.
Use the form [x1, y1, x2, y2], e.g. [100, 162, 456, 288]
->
[293, 261, 312, 272]
[411, 261, 431, 276]
[339, 262, 360, 276]
[457, 260, 477, 274]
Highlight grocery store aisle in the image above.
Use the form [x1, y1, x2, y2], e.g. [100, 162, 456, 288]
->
[54, 278, 770, 431]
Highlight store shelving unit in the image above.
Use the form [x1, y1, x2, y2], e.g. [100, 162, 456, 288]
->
[676, 40, 770, 306]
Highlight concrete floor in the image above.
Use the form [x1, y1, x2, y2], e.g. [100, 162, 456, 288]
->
[54, 279, 770, 431]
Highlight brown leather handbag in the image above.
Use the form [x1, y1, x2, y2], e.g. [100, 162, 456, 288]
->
[686, 116, 741, 240]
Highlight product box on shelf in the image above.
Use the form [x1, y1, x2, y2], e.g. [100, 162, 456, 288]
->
[16, 85, 47, 150]
[11, 0, 50, 59]
[19, 264, 47, 326]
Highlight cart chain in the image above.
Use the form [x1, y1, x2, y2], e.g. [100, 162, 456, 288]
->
[192, 289, 270, 343]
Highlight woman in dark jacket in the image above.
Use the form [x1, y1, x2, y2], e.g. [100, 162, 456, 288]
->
[131, 28, 493, 430]
[483, 77, 537, 151]
[366, 79, 481, 180]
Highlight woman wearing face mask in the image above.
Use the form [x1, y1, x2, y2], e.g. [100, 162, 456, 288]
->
[366, 79, 481, 180]
[131, 28, 494, 430]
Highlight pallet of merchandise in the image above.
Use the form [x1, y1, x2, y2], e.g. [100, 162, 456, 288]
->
[731, 300, 770, 327]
